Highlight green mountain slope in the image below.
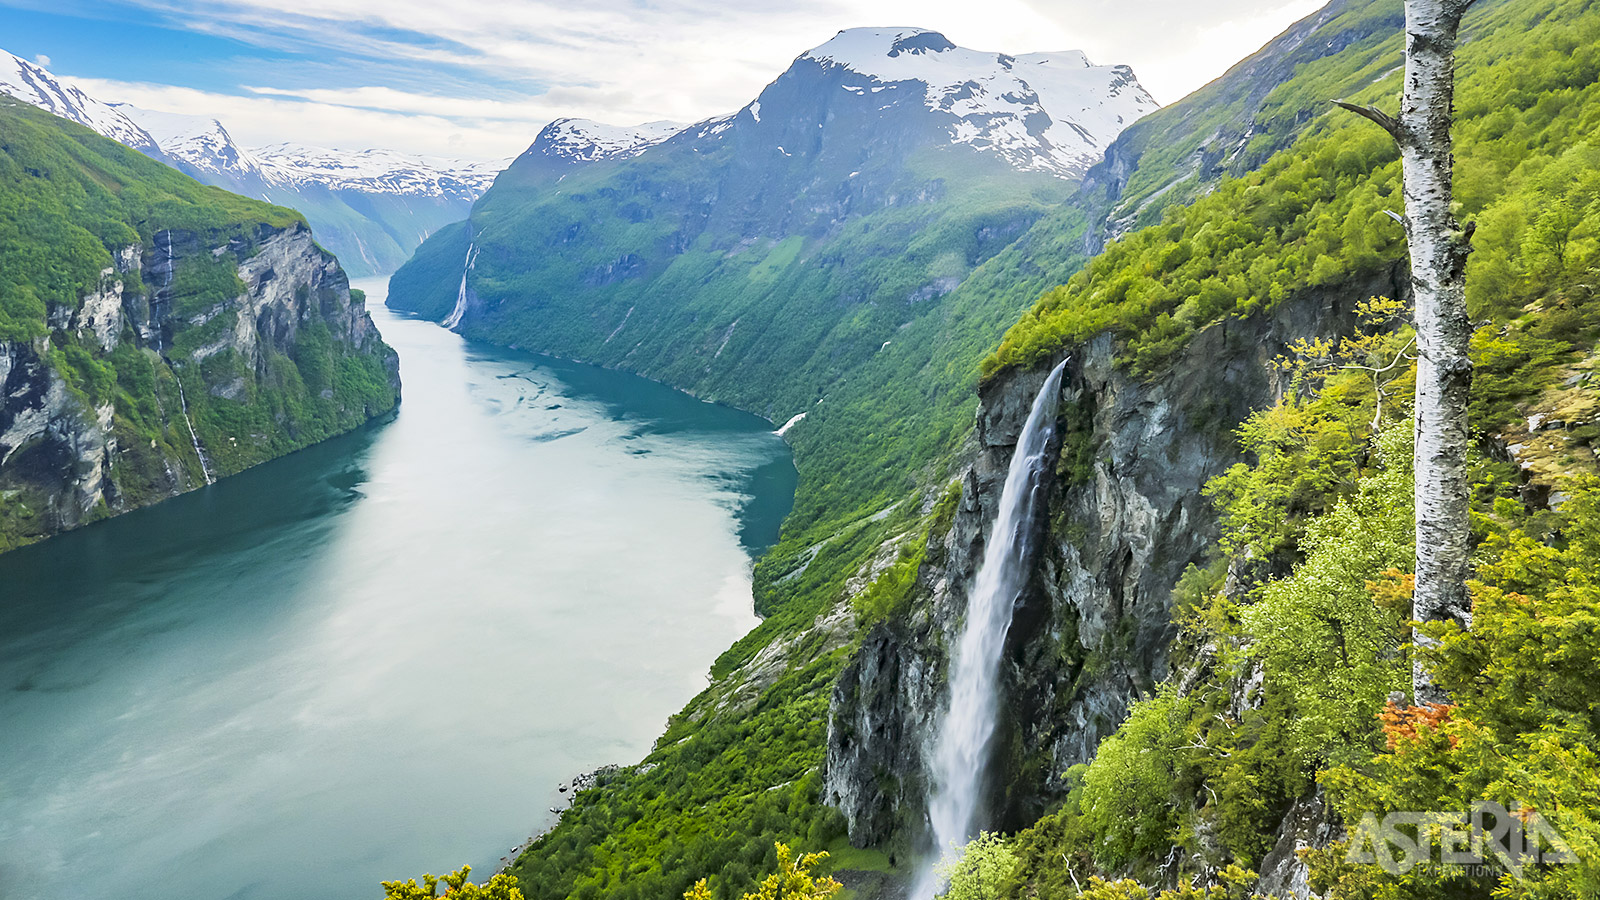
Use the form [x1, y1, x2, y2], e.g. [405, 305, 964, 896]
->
[931, 0, 1600, 894]
[389, 0, 1600, 896]
[0, 99, 399, 551]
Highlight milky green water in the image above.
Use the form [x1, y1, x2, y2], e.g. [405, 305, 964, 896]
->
[0, 278, 796, 900]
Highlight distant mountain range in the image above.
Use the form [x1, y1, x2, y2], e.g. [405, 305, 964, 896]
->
[388, 25, 1160, 428]
[0, 49, 502, 276]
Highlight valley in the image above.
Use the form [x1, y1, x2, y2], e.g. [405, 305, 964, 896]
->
[0, 287, 795, 900]
[3, 1, 1600, 898]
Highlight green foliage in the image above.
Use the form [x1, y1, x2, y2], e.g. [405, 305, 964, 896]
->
[1077, 687, 1192, 868]
[383, 866, 524, 899]
[1312, 486, 1600, 898]
[1240, 424, 1414, 766]
[934, 832, 1018, 900]
[852, 543, 925, 626]
[984, 0, 1600, 383]
[1073, 865, 1263, 900]
[0, 98, 397, 550]
[982, 124, 1406, 380]
[682, 843, 842, 900]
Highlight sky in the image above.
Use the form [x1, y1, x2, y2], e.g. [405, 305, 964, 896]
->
[0, 0, 1326, 160]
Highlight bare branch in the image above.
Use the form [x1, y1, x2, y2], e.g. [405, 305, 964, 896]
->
[1332, 100, 1401, 140]
[1384, 209, 1407, 227]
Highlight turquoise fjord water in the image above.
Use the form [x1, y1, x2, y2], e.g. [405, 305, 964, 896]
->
[0, 278, 796, 900]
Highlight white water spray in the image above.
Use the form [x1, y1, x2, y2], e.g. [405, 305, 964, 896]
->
[151, 230, 213, 485]
[173, 371, 214, 485]
[155, 230, 174, 353]
[913, 359, 1068, 899]
[442, 243, 478, 330]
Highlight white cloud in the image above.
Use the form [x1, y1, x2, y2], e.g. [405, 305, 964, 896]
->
[1016, 0, 1328, 103]
[34, 53, 51, 67]
[68, 77, 535, 159]
[51, 0, 1080, 156]
[53, 0, 1331, 156]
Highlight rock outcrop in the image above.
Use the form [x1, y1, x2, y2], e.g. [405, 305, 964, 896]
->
[823, 264, 1404, 857]
[0, 221, 398, 551]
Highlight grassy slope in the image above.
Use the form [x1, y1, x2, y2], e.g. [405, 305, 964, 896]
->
[0, 99, 303, 342]
[442, 1, 1500, 897]
[0, 99, 398, 549]
[976, 0, 1600, 893]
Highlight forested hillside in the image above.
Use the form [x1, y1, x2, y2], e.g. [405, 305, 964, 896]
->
[0, 99, 399, 550]
[385, 0, 1600, 896]
[936, 0, 1600, 895]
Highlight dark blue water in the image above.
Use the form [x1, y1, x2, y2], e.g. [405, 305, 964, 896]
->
[0, 279, 795, 900]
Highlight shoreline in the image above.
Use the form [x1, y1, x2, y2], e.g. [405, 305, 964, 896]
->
[490, 765, 623, 878]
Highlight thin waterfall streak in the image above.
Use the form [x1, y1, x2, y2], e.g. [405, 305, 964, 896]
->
[443, 243, 478, 330]
[912, 359, 1067, 900]
[152, 229, 212, 486]
[173, 371, 213, 485]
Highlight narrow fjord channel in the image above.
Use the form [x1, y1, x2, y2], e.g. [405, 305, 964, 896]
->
[0, 279, 796, 900]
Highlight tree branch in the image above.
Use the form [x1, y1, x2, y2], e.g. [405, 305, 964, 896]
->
[1331, 100, 1401, 141]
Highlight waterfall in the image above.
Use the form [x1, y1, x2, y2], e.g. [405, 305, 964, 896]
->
[172, 370, 213, 486]
[149, 229, 213, 486]
[442, 243, 478, 330]
[155, 230, 174, 353]
[913, 359, 1068, 899]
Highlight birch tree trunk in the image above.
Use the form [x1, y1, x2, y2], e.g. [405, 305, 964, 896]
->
[1339, 0, 1477, 705]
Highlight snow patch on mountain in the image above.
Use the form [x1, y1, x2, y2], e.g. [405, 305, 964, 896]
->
[801, 27, 1158, 177]
[253, 144, 500, 201]
[113, 104, 274, 183]
[0, 49, 163, 157]
[113, 104, 498, 201]
[529, 118, 684, 163]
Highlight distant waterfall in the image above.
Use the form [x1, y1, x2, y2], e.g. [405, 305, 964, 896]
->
[172, 370, 214, 486]
[913, 359, 1067, 899]
[442, 243, 479, 330]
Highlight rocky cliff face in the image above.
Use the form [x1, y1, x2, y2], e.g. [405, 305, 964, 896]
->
[0, 221, 398, 551]
[823, 264, 1404, 854]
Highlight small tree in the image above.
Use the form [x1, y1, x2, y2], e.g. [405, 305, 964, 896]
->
[382, 865, 524, 900]
[683, 843, 842, 900]
[1336, 0, 1479, 705]
[934, 831, 1019, 900]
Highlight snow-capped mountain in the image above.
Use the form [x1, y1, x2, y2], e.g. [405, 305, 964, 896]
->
[525, 118, 684, 164]
[798, 28, 1157, 178]
[111, 103, 272, 183]
[391, 25, 1159, 354]
[252, 143, 500, 201]
[0, 50, 164, 158]
[0, 49, 506, 277]
[113, 105, 498, 204]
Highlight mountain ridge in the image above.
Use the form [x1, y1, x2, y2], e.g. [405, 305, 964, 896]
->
[0, 50, 502, 277]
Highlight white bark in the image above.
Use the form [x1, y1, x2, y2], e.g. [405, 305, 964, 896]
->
[1401, 0, 1476, 707]
[1339, 0, 1477, 705]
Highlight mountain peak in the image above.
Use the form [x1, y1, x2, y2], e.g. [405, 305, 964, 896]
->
[527, 118, 684, 164]
[794, 28, 1152, 178]
[0, 48, 164, 157]
[113, 103, 270, 183]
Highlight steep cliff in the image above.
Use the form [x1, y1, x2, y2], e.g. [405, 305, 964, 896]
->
[822, 265, 1403, 853]
[0, 100, 399, 551]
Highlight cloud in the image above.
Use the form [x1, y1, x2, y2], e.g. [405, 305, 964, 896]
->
[68, 77, 535, 159]
[34, 53, 51, 67]
[1015, 0, 1327, 103]
[53, 0, 1080, 156]
[48, 0, 1330, 156]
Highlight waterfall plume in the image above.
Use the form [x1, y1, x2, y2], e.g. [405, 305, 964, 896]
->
[912, 358, 1067, 899]
[442, 243, 478, 330]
